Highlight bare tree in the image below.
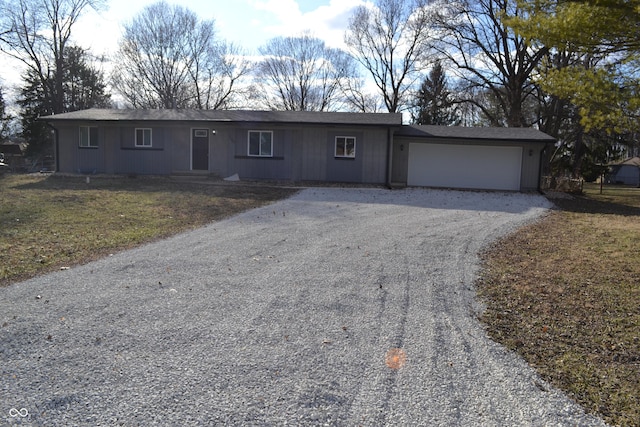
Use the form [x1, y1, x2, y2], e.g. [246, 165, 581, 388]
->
[344, 0, 434, 113]
[431, 0, 548, 127]
[0, 0, 106, 114]
[190, 42, 253, 110]
[112, 1, 251, 109]
[256, 33, 357, 112]
[339, 75, 385, 113]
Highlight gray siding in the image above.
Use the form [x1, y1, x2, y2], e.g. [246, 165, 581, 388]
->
[520, 143, 546, 190]
[53, 116, 545, 191]
[168, 126, 191, 173]
[209, 125, 390, 184]
[209, 126, 231, 178]
[227, 127, 292, 180]
[391, 140, 409, 184]
[361, 128, 388, 183]
[56, 125, 106, 174]
[112, 125, 170, 174]
[301, 127, 326, 181]
[326, 131, 363, 183]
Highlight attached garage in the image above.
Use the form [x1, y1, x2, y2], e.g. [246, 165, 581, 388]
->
[392, 125, 555, 191]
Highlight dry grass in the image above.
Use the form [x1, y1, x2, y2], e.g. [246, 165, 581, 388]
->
[0, 174, 297, 287]
[478, 183, 640, 426]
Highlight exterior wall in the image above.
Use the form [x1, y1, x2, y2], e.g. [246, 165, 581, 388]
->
[56, 122, 210, 175]
[520, 143, 546, 190]
[53, 120, 391, 183]
[325, 130, 363, 183]
[360, 128, 389, 183]
[300, 127, 326, 181]
[226, 126, 294, 180]
[391, 140, 409, 184]
[168, 126, 192, 173]
[52, 118, 546, 190]
[214, 124, 389, 183]
[606, 165, 640, 185]
[56, 124, 107, 174]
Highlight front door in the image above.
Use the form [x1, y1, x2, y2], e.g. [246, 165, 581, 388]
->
[192, 129, 209, 171]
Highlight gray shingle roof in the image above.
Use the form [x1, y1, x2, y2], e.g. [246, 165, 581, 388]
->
[41, 108, 403, 126]
[396, 124, 555, 142]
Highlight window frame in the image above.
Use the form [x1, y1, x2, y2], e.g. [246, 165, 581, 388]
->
[247, 130, 273, 157]
[135, 128, 153, 147]
[79, 126, 98, 148]
[335, 136, 356, 158]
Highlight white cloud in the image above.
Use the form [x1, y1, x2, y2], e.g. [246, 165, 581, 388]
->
[251, 0, 365, 49]
[0, 0, 371, 97]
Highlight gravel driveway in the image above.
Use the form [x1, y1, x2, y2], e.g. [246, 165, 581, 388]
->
[1, 187, 607, 426]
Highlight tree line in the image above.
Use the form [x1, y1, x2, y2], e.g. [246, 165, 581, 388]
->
[1, 0, 638, 179]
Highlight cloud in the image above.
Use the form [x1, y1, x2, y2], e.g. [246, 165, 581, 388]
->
[251, 0, 365, 49]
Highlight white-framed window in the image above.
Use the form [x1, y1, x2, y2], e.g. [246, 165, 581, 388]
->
[248, 130, 273, 157]
[335, 136, 356, 158]
[135, 128, 152, 147]
[194, 129, 208, 138]
[79, 126, 98, 148]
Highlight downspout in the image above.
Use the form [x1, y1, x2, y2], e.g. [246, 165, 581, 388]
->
[386, 127, 393, 187]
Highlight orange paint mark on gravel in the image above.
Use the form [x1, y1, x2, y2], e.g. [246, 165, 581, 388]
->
[385, 348, 407, 370]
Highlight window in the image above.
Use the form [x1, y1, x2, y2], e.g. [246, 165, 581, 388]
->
[135, 128, 152, 147]
[335, 136, 356, 158]
[79, 126, 98, 148]
[194, 129, 208, 138]
[248, 131, 273, 157]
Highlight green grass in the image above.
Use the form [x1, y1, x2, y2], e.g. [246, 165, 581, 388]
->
[0, 174, 297, 286]
[478, 183, 640, 426]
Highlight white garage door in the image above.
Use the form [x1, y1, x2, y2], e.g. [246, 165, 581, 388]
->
[408, 143, 523, 191]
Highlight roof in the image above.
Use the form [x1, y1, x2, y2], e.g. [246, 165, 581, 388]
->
[41, 108, 403, 126]
[396, 124, 556, 143]
[0, 143, 24, 155]
[613, 157, 640, 167]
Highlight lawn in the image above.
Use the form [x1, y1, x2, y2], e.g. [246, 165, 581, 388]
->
[478, 183, 640, 427]
[0, 174, 298, 287]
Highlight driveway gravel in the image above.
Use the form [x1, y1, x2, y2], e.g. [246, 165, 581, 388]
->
[1, 187, 607, 426]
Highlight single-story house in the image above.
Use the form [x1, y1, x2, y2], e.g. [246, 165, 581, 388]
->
[605, 157, 640, 186]
[42, 109, 555, 191]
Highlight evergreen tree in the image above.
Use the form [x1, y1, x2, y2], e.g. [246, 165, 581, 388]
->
[18, 46, 110, 158]
[62, 46, 111, 111]
[412, 62, 460, 126]
[510, 0, 640, 132]
[18, 69, 54, 158]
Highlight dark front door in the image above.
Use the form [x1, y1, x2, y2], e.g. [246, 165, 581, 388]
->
[192, 129, 209, 170]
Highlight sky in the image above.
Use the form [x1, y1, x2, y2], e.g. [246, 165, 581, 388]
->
[74, 0, 364, 57]
[1, 0, 367, 92]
